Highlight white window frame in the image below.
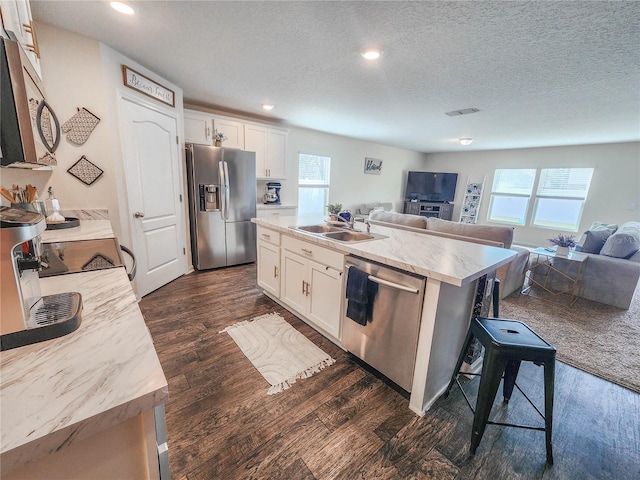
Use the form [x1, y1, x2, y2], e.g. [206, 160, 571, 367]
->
[298, 152, 331, 216]
[487, 167, 594, 231]
[531, 168, 594, 231]
[487, 168, 536, 226]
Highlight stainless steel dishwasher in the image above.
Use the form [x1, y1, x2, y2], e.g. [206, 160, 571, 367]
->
[342, 255, 426, 392]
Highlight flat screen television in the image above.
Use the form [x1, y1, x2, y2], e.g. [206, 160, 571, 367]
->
[405, 171, 458, 203]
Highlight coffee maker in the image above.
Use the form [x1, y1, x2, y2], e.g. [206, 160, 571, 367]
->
[263, 182, 282, 205]
[0, 207, 82, 351]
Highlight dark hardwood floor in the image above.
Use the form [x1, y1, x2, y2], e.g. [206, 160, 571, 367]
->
[139, 263, 640, 480]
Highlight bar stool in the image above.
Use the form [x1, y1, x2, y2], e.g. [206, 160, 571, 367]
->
[445, 290, 556, 465]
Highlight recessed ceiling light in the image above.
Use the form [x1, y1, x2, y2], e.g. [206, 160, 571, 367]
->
[459, 138, 473, 146]
[361, 47, 383, 60]
[110, 1, 135, 15]
[262, 104, 275, 111]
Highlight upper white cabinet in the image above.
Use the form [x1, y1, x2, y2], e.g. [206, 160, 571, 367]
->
[184, 109, 288, 179]
[214, 117, 244, 149]
[1, 0, 42, 79]
[244, 124, 287, 179]
[184, 111, 211, 145]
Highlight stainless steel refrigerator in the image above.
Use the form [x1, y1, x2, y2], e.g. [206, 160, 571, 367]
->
[186, 144, 257, 270]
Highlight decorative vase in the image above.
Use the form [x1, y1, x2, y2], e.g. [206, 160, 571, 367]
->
[555, 246, 569, 256]
[214, 140, 221, 147]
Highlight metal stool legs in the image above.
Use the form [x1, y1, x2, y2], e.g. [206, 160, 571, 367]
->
[445, 278, 556, 465]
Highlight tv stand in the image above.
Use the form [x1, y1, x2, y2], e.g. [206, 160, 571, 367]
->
[404, 201, 453, 220]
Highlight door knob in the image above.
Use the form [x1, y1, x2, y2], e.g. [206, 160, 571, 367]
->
[134, 211, 145, 218]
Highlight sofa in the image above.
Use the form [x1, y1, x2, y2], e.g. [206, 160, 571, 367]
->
[536, 221, 640, 309]
[367, 211, 530, 299]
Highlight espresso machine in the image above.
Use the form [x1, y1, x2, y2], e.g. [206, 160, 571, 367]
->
[0, 207, 82, 351]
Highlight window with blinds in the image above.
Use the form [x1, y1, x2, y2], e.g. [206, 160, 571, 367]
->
[487, 169, 536, 225]
[487, 167, 594, 231]
[532, 168, 594, 230]
[298, 153, 331, 215]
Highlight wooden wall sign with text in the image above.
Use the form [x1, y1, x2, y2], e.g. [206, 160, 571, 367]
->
[122, 65, 175, 107]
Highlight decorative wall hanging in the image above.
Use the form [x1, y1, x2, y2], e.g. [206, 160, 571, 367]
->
[122, 65, 175, 107]
[67, 155, 104, 185]
[364, 157, 383, 175]
[62, 107, 101, 146]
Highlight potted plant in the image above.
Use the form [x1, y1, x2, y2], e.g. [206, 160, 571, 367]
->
[326, 203, 342, 221]
[548, 233, 577, 256]
[213, 129, 227, 146]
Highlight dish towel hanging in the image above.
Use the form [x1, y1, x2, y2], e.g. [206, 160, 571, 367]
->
[62, 108, 101, 145]
[345, 266, 377, 325]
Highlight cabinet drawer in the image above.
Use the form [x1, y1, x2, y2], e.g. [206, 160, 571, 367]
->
[257, 226, 280, 246]
[282, 235, 343, 270]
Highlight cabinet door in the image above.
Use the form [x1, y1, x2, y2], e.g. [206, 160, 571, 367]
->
[280, 250, 308, 314]
[1, 0, 41, 78]
[257, 241, 280, 297]
[307, 261, 342, 338]
[184, 112, 212, 145]
[244, 124, 267, 177]
[266, 129, 287, 178]
[213, 117, 244, 149]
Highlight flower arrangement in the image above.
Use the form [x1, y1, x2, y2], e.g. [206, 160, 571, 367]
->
[213, 129, 227, 142]
[326, 203, 342, 215]
[548, 233, 577, 248]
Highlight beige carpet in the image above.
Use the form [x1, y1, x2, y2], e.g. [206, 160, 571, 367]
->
[220, 313, 335, 395]
[501, 284, 640, 394]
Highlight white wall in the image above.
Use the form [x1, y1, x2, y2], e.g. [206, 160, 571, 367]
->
[282, 126, 428, 213]
[425, 142, 640, 246]
[2, 23, 184, 248]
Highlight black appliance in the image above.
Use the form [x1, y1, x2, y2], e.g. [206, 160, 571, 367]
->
[39, 238, 136, 281]
[1, 37, 60, 167]
[405, 171, 458, 203]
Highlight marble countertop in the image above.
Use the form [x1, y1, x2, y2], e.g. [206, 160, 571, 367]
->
[253, 215, 517, 287]
[0, 221, 168, 473]
[256, 204, 297, 210]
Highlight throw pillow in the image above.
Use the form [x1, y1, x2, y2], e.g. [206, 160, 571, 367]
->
[577, 229, 611, 254]
[600, 222, 640, 258]
[588, 221, 618, 234]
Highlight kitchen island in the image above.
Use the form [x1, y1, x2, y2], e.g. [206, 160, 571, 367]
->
[252, 215, 517, 414]
[0, 218, 168, 479]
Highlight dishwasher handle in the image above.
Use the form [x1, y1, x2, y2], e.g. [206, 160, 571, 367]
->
[347, 265, 420, 294]
[367, 275, 420, 294]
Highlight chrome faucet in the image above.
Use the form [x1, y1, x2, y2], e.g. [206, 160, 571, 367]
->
[365, 220, 371, 233]
[337, 211, 355, 229]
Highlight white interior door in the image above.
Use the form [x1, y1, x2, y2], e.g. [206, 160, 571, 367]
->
[119, 97, 187, 297]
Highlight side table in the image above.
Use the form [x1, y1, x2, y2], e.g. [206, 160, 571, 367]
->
[523, 247, 589, 306]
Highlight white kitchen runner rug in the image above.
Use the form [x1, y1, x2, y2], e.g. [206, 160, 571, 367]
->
[220, 313, 335, 395]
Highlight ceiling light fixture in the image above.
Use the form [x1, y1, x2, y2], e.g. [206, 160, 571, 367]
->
[262, 104, 275, 111]
[459, 138, 473, 146]
[361, 47, 383, 60]
[110, 1, 135, 15]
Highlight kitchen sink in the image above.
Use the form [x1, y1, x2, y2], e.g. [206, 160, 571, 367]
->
[323, 231, 375, 242]
[293, 224, 344, 234]
[290, 224, 387, 243]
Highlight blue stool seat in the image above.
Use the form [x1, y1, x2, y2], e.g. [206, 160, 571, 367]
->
[446, 316, 556, 465]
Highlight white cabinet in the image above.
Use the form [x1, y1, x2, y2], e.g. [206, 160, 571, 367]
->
[184, 111, 212, 145]
[213, 117, 244, 149]
[183, 110, 287, 179]
[244, 124, 287, 179]
[280, 235, 343, 339]
[1, 0, 41, 79]
[256, 226, 280, 298]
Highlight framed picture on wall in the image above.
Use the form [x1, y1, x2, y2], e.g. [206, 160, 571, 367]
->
[364, 157, 382, 175]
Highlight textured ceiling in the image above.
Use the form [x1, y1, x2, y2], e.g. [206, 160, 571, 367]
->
[31, 1, 640, 153]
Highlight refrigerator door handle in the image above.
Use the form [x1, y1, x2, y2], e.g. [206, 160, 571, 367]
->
[218, 160, 226, 220]
[223, 161, 230, 220]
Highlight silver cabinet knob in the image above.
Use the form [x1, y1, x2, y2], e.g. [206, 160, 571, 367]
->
[134, 211, 145, 218]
